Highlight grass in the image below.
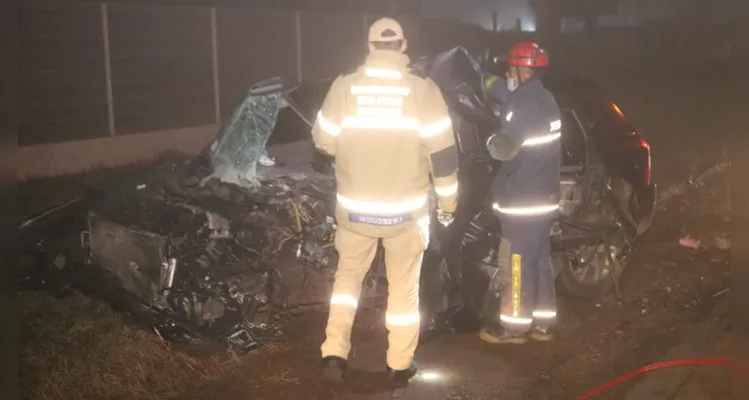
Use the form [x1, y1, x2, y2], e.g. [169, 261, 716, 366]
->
[19, 291, 238, 400]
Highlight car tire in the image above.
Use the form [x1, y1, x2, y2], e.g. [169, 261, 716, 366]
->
[556, 242, 625, 299]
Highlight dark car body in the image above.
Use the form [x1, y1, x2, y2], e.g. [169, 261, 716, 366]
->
[19, 47, 655, 349]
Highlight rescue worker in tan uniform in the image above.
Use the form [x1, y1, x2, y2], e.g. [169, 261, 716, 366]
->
[311, 17, 459, 387]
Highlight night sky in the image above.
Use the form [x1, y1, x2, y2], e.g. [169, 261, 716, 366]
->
[423, 0, 736, 32]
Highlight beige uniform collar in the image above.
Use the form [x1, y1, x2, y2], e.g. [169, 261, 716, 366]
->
[362, 50, 410, 70]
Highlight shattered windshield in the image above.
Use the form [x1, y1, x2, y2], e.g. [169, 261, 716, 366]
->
[208, 78, 284, 186]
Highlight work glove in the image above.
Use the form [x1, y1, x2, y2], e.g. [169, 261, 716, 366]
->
[486, 133, 521, 161]
[437, 210, 455, 227]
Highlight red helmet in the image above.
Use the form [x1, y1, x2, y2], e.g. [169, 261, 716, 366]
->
[508, 41, 549, 67]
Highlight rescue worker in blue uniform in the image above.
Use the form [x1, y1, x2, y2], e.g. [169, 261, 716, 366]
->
[479, 41, 562, 344]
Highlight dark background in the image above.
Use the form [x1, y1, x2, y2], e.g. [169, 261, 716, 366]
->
[18, 0, 746, 145]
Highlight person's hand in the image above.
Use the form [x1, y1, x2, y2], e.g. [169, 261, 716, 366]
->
[437, 210, 454, 227]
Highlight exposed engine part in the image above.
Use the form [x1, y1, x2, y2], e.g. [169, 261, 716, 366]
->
[295, 219, 337, 271]
[161, 258, 177, 289]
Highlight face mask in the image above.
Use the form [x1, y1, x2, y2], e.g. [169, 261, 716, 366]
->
[507, 77, 519, 92]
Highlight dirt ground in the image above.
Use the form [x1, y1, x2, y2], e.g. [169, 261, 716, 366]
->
[18, 70, 737, 399]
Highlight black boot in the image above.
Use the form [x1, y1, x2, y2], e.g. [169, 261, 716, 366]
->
[387, 360, 419, 388]
[478, 323, 528, 344]
[319, 355, 347, 382]
[529, 325, 554, 342]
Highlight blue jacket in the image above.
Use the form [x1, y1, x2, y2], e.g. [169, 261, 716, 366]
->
[486, 77, 562, 216]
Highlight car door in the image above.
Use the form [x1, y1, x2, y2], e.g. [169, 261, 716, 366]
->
[560, 108, 588, 169]
[558, 108, 591, 217]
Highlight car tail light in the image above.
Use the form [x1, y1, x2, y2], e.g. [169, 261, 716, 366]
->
[640, 136, 651, 186]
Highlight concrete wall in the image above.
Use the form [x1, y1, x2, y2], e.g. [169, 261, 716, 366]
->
[18, 125, 218, 180]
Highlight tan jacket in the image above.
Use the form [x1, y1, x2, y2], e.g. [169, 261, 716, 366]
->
[311, 50, 459, 236]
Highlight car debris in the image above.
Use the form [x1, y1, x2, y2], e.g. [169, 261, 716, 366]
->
[19, 47, 658, 351]
[678, 236, 701, 249]
[714, 235, 731, 250]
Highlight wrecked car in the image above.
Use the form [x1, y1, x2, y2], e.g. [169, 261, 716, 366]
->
[415, 47, 656, 330]
[18, 46, 656, 350]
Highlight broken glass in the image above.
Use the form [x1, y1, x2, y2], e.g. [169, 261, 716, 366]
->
[209, 77, 284, 186]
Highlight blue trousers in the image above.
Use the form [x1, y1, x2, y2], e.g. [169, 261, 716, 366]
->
[484, 215, 557, 332]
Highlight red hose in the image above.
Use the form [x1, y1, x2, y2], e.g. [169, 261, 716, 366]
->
[576, 358, 731, 400]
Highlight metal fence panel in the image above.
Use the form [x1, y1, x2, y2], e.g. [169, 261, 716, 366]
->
[216, 8, 297, 119]
[301, 11, 367, 80]
[19, 2, 109, 146]
[108, 4, 214, 134]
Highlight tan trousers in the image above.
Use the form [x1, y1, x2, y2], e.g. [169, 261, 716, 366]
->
[320, 221, 428, 370]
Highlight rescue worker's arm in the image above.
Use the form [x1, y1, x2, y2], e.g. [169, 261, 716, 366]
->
[486, 96, 532, 161]
[311, 76, 346, 157]
[419, 79, 459, 214]
[484, 74, 511, 105]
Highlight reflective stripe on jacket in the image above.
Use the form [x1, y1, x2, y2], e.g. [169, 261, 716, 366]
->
[486, 78, 562, 218]
[311, 50, 459, 228]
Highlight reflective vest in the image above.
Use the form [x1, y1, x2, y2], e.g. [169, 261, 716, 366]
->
[311, 50, 460, 231]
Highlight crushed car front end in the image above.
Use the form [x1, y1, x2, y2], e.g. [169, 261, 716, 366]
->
[19, 77, 340, 351]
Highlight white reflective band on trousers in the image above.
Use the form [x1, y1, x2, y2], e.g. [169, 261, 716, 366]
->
[493, 202, 560, 216]
[386, 312, 421, 326]
[337, 194, 428, 215]
[321, 221, 427, 371]
[316, 111, 342, 137]
[364, 67, 403, 80]
[500, 315, 533, 325]
[533, 310, 557, 318]
[330, 294, 359, 309]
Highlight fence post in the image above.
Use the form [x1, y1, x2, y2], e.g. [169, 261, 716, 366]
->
[101, 3, 115, 136]
[211, 7, 221, 123]
[295, 10, 303, 83]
